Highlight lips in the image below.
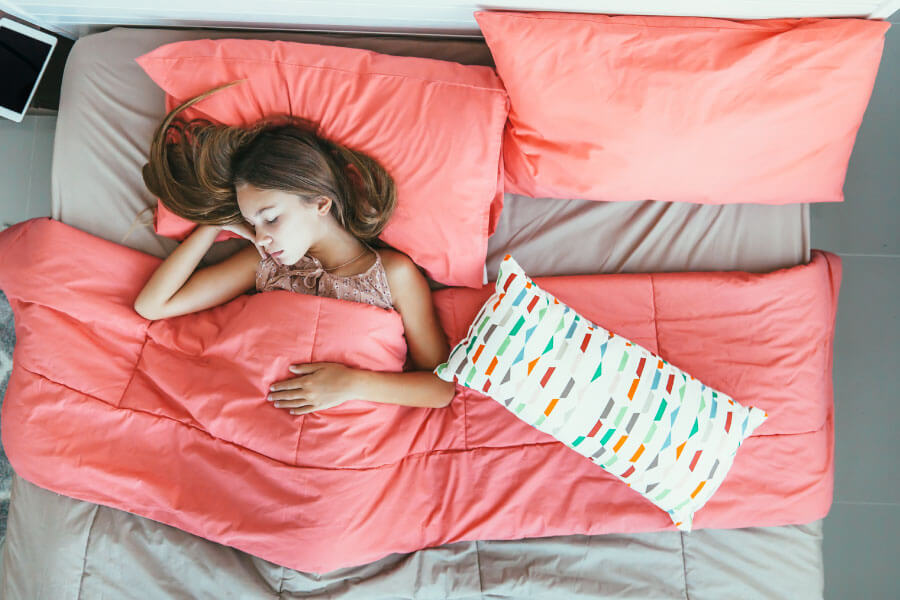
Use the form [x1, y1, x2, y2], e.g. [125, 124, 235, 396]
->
[269, 250, 284, 259]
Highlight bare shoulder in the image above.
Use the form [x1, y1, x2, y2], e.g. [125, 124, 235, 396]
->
[378, 248, 418, 280]
[376, 247, 450, 371]
[377, 249, 429, 308]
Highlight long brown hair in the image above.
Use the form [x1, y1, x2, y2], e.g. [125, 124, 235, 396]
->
[140, 81, 397, 242]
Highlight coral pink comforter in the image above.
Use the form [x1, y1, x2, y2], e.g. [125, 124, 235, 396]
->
[0, 218, 840, 573]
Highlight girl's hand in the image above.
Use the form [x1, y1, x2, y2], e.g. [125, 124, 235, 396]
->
[268, 363, 360, 415]
[221, 222, 265, 258]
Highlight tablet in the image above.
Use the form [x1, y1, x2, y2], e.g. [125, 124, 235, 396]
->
[0, 18, 57, 123]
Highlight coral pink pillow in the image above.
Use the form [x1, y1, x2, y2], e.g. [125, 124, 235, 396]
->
[136, 39, 510, 288]
[475, 11, 890, 204]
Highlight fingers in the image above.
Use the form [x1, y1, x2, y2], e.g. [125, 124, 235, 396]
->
[268, 377, 317, 414]
[223, 223, 260, 249]
[269, 387, 313, 409]
[272, 396, 315, 415]
[273, 397, 315, 415]
[269, 378, 305, 394]
[269, 392, 306, 406]
[274, 400, 312, 409]
[289, 363, 325, 375]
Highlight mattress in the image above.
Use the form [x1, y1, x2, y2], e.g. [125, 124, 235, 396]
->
[0, 26, 822, 599]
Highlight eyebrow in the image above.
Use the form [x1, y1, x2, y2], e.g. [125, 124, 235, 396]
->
[246, 205, 276, 221]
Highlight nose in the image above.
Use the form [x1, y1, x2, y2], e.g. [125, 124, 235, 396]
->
[256, 233, 273, 249]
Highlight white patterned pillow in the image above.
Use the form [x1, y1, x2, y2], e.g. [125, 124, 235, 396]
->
[434, 255, 768, 531]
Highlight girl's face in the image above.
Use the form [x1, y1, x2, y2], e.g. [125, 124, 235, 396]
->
[236, 184, 324, 266]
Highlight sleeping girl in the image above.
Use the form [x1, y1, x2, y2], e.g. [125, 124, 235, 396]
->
[133, 82, 456, 415]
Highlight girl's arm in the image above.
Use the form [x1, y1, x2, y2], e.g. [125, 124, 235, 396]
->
[352, 370, 456, 408]
[268, 249, 458, 412]
[134, 224, 259, 320]
[134, 224, 221, 317]
[355, 250, 457, 408]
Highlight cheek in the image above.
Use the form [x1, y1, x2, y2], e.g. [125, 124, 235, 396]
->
[290, 214, 317, 239]
[273, 219, 306, 250]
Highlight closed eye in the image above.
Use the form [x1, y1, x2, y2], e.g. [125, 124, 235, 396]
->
[265, 217, 278, 225]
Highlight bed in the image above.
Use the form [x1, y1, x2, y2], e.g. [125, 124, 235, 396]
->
[0, 26, 825, 599]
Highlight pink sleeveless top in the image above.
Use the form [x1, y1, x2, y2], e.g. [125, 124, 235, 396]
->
[255, 246, 394, 311]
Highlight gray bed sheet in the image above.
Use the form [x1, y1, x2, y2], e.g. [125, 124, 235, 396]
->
[0, 27, 822, 599]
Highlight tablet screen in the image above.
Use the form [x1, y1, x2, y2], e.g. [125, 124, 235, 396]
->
[0, 25, 54, 114]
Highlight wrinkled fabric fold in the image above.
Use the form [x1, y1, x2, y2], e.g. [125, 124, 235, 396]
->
[0, 218, 840, 573]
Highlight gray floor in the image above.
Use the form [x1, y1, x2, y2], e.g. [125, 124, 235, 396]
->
[810, 23, 900, 599]
[0, 113, 55, 229]
[0, 25, 898, 598]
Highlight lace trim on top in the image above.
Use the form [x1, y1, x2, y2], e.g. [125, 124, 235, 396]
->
[255, 245, 394, 311]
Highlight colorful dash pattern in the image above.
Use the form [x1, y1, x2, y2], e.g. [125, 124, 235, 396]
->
[434, 255, 770, 532]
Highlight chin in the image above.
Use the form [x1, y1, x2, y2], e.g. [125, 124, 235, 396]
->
[279, 253, 299, 266]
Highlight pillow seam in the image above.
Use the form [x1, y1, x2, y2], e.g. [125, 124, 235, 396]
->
[144, 55, 507, 95]
[480, 12, 823, 32]
[649, 274, 661, 356]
